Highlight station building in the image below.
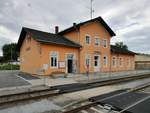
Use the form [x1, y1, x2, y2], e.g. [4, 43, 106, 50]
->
[17, 16, 135, 75]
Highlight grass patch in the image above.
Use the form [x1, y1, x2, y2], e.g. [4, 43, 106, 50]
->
[0, 63, 20, 70]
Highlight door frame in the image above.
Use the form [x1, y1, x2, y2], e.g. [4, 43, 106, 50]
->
[65, 53, 75, 73]
[94, 54, 100, 72]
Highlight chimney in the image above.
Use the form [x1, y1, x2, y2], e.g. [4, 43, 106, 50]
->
[55, 26, 59, 34]
[73, 23, 76, 27]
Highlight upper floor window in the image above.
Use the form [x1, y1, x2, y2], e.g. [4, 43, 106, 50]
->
[103, 39, 107, 48]
[95, 37, 100, 46]
[85, 35, 90, 45]
[104, 56, 108, 66]
[26, 34, 31, 43]
[50, 51, 58, 68]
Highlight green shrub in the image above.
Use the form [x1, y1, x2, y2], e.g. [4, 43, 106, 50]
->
[0, 64, 20, 70]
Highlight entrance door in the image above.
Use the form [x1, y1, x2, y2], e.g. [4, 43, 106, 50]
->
[67, 59, 73, 73]
[94, 55, 100, 72]
[67, 54, 74, 73]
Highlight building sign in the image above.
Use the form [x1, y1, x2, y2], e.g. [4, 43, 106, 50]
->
[59, 61, 65, 68]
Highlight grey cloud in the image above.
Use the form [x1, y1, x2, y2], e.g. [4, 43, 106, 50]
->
[0, 0, 150, 55]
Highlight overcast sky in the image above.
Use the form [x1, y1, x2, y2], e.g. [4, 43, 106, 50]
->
[0, 0, 150, 55]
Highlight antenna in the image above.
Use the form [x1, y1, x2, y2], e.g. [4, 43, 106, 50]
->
[90, 0, 94, 19]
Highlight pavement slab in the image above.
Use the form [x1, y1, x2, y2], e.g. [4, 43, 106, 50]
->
[0, 71, 30, 89]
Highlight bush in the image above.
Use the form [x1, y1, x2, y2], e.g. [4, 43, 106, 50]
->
[0, 63, 20, 70]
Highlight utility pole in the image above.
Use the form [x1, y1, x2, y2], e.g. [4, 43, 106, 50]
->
[90, 0, 94, 19]
[11, 44, 13, 71]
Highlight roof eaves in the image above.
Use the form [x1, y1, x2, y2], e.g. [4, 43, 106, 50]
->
[36, 39, 81, 48]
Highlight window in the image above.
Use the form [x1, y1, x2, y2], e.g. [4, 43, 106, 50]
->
[104, 56, 107, 66]
[50, 52, 58, 67]
[112, 57, 116, 66]
[94, 55, 99, 67]
[85, 54, 90, 67]
[26, 34, 31, 43]
[95, 37, 100, 46]
[119, 57, 122, 66]
[85, 35, 90, 44]
[103, 39, 107, 47]
[127, 58, 130, 66]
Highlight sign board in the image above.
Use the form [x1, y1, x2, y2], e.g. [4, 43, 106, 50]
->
[59, 61, 65, 68]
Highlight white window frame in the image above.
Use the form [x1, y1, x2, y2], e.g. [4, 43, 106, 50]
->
[119, 57, 122, 66]
[94, 55, 100, 67]
[85, 54, 90, 67]
[103, 56, 108, 66]
[85, 34, 91, 45]
[26, 34, 31, 44]
[127, 58, 130, 66]
[112, 56, 116, 67]
[94, 36, 100, 46]
[103, 39, 107, 48]
[50, 51, 58, 68]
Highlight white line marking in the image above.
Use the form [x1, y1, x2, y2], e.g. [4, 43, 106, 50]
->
[90, 107, 104, 113]
[119, 95, 150, 113]
[81, 110, 89, 113]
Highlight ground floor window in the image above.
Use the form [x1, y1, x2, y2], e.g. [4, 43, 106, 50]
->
[103, 56, 108, 66]
[94, 55, 99, 67]
[112, 57, 116, 66]
[85, 54, 90, 67]
[119, 57, 122, 66]
[127, 58, 130, 66]
[50, 51, 58, 68]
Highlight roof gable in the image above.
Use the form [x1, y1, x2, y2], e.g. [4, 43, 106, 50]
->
[17, 27, 81, 52]
[58, 16, 116, 37]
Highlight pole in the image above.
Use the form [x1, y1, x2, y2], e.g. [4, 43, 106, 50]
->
[11, 44, 13, 71]
[90, 0, 94, 19]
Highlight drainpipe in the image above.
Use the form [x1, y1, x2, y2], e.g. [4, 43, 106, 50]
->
[109, 48, 112, 79]
[73, 23, 81, 74]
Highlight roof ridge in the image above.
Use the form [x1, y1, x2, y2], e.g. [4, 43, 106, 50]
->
[17, 27, 81, 51]
[23, 27, 54, 35]
[58, 16, 116, 37]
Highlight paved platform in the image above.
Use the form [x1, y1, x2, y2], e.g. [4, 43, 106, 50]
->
[18, 73, 40, 80]
[41, 70, 150, 87]
[0, 71, 30, 89]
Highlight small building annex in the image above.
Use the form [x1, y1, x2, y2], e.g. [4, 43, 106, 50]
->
[17, 16, 135, 76]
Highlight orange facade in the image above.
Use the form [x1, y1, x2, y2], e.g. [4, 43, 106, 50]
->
[64, 21, 111, 73]
[110, 53, 135, 72]
[20, 33, 79, 75]
[19, 17, 135, 75]
[20, 34, 41, 75]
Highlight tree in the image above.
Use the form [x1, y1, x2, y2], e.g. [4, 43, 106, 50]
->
[115, 42, 128, 50]
[2, 43, 18, 62]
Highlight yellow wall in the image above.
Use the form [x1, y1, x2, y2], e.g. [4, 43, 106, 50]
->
[110, 53, 135, 72]
[20, 21, 135, 75]
[64, 21, 111, 73]
[20, 33, 42, 75]
[135, 54, 150, 62]
[40, 44, 79, 75]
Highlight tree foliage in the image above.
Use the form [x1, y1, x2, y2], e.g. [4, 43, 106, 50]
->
[2, 43, 18, 62]
[115, 42, 128, 50]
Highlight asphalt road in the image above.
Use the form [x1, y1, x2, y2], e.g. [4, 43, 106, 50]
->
[0, 71, 30, 88]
